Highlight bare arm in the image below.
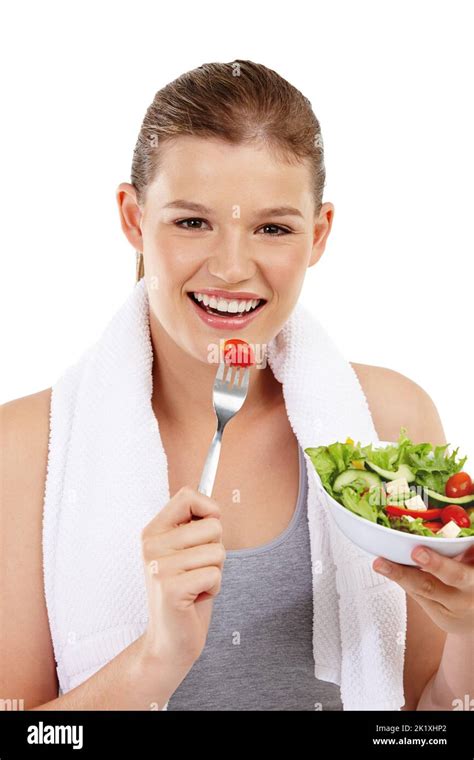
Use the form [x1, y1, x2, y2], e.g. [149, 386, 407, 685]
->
[0, 391, 185, 710]
[1, 391, 222, 711]
[28, 634, 188, 711]
[416, 631, 473, 711]
[0, 390, 60, 709]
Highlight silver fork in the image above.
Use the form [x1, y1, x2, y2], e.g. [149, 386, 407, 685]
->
[197, 360, 250, 498]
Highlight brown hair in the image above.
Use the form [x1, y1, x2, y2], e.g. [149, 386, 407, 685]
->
[131, 59, 326, 282]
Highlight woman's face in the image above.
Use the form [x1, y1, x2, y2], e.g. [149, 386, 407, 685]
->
[118, 135, 334, 365]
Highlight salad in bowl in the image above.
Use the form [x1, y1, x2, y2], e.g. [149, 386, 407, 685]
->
[305, 427, 474, 565]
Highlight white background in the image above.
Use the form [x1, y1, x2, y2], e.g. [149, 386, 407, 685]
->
[1, 0, 472, 458]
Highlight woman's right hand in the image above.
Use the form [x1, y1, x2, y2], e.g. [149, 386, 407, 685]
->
[140, 485, 226, 674]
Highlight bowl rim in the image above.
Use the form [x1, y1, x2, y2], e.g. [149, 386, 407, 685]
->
[303, 449, 474, 546]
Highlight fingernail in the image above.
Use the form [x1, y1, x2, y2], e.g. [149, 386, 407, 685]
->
[374, 560, 392, 575]
[414, 549, 430, 565]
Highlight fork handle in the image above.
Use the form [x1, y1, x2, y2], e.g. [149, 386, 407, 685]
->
[197, 425, 224, 498]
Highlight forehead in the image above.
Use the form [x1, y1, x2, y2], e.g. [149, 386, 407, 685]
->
[145, 135, 313, 209]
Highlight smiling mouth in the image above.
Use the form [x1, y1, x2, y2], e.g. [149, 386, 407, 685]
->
[187, 292, 267, 318]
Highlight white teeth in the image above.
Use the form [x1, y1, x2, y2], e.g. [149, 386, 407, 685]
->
[217, 298, 229, 313]
[191, 292, 262, 314]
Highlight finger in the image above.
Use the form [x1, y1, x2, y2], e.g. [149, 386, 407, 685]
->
[144, 516, 223, 556]
[143, 486, 221, 535]
[373, 558, 463, 610]
[148, 542, 226, 577]
[165, 566, 222, 608]
[453, 544, 474, 565]
[410, 546, 474, 590]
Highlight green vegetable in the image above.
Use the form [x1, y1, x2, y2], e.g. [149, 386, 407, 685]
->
[340, 487, 378, 523]
[304, 446, 338, 498]
[424, 488, 474, 507]
[305, 427, 471, 539]
[333, 469, 381, 493]
[365, 461, 415, 483]
[388, 517, 439, 537]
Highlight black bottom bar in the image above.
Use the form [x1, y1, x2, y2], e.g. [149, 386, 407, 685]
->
[0, 709, 472, 758]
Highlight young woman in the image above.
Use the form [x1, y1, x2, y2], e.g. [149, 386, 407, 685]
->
[1, 60, 472, 712]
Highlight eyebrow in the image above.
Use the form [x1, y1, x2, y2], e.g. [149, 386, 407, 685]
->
[162, 199, 304, 219]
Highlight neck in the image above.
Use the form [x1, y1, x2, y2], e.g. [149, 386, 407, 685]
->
[149, 310, 281, 429]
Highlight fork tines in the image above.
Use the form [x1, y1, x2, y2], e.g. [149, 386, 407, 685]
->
[217, 360, 250, 389]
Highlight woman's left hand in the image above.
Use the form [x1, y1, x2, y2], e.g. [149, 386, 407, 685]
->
[373, 544, 474, 636]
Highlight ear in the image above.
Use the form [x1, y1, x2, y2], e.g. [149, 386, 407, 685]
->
[308, 202, 335, 268]
[116, 182, 144, 251]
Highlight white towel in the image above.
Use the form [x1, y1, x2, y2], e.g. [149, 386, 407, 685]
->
[42, 277, 407, 711]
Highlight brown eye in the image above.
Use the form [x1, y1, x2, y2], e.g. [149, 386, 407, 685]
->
[175, 218, 210, 230]
[258, 224, 291, 235]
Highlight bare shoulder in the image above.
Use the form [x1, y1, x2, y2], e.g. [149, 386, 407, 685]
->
[0, 387, 58, 708]
[350, 362, 446, 444]
[1, 387, 52, 502]
[2, 386, 52, 436]
[1, 386, 52, 504]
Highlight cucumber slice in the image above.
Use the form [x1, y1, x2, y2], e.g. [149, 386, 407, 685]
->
[333, 468, 382, 493]
[365, 462, 415, 483]
[425, 488, 474, 507]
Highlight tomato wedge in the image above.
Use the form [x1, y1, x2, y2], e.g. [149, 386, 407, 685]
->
[385, 505, 442, 519]
[422, 521, 442, 532]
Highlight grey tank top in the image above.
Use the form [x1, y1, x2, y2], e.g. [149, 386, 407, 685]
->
[168, 444, 343, 711]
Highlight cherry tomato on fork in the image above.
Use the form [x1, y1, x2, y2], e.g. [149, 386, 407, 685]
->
[223, 338, 255, 367]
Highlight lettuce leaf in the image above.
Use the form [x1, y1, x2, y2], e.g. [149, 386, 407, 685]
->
[396, 428, 467, 493]
[304, 446, 338, 497]
[340, 486, 378, 523]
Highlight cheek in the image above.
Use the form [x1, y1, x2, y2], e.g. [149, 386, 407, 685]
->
[262, 250, 307, 298]
[153, 228, 205, 269]
[144, 241, 192, 292]
[172, 245, 204, 268]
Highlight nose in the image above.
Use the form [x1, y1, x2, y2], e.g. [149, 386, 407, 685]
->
[206, 230, 257, 283]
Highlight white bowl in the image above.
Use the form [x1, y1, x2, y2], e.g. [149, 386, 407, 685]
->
[305, 443, 474, 566]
